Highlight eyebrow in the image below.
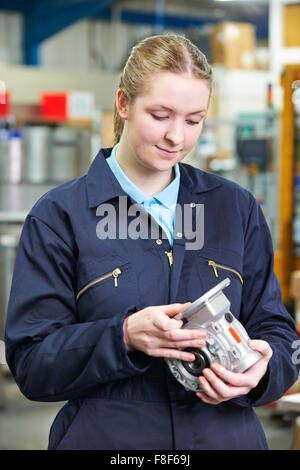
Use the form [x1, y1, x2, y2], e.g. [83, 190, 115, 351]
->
[150, 105, 206, 115]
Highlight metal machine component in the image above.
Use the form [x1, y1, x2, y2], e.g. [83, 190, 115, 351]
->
[165, 278, 262, 392]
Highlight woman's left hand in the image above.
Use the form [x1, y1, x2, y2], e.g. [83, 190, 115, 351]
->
[196, 339, 273, 405]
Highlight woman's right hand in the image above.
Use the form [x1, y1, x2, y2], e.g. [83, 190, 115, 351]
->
[123, 303, 207, 362]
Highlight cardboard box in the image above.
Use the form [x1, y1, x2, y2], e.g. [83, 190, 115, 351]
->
[211, 22, 256, 69]
[290, 271, 300, 300]
[284, 4, 300, 47]
[290, 271, 300, 334]
[100, 111, 114, 148]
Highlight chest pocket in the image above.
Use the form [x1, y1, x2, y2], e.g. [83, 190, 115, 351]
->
[194, 249, 243, 320]
[76, 256, 140, 321]
[207, 260, 243, 286]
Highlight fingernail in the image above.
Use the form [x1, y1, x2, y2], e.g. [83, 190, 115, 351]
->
[186, 355, 195, 362]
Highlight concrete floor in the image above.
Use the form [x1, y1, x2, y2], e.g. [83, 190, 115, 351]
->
[0, 372, 62, 450]
[0, 369, 296, 451]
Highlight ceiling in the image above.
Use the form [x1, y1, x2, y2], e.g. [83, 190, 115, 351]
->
[101, 0, 269, 39]
[120, 0, 269, 21]
[0, 0, 270, 65]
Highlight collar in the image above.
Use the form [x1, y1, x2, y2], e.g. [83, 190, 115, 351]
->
[86, 148, 224, 208]
[106, 144, 180, 209]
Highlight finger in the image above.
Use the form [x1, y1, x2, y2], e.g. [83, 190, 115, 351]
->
[152, 313, 183, 332]
[149, 329, 206, 352]
[202, 368, 250, 399]
[161, 337, 206, 350]
[210, 362, 255, 388]
[161, 327, 207, 341]
[210, 361, 265, 393]
[248, 340, 273, 359]
[150, 347, 196, 362]
[198, 374, 224, 402]
[152, 311, 205, 332]
[196, 390, 220, 405]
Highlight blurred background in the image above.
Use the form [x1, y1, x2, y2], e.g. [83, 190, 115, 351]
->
[0, 0, 300, 450]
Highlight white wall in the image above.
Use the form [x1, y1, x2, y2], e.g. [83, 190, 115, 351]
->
[0, 62, 119, 110]
[41, 21, 90, 70]
[0, 10, 22, 65]
[41, 18, 155, 72]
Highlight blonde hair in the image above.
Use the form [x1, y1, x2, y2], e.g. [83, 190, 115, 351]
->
[113, 33, 213, 145]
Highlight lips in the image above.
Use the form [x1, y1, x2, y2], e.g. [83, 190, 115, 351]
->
[156, 146, 179, 157]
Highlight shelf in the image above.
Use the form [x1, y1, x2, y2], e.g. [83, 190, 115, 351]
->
[8, 104, 92, 129]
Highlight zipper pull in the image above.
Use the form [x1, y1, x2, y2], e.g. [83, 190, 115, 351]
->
[208, 260, 219, 278]
[165, 250, 173, 269]
[112, 268, 121, 287]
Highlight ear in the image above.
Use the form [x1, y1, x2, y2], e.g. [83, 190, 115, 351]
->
[115, 89, 128, 120]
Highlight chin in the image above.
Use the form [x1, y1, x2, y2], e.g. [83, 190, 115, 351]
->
[148, 160, 176, 172]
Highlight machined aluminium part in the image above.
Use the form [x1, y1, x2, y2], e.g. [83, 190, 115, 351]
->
[165, 278, 262, 392]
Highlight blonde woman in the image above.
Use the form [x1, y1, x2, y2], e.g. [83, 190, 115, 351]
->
[5, 33, 299, 450]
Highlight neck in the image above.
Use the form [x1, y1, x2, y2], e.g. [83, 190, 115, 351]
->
[115, 140, 175, 197]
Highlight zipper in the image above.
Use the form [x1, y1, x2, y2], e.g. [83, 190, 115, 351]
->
[165, 250, 173, 269]
[76, 268, 122, 302]
[165, 250, 173, 304]
[208, 260, 243, 285]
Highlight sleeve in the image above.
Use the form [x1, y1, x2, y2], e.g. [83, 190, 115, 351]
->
[232, 197, 300, 408]
[4, 214, 151, 402]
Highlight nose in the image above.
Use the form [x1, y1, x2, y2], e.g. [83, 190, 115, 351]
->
[165, 119, 184, 146]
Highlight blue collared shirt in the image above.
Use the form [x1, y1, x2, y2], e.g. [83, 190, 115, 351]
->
[106, 144, 180, 246]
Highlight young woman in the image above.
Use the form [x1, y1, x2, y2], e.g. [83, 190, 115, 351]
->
[5, 33, 299, 450]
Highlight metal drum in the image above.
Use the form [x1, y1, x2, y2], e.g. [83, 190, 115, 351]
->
[0, 130, 23, 184]
[50, 126, 78, 183]
[23, 125, 51, 183]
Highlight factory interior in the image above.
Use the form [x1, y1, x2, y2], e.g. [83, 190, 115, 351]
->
[1, 0, 300, 451]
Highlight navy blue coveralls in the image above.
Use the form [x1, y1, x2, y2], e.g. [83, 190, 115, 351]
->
[5, 148, 300, 450]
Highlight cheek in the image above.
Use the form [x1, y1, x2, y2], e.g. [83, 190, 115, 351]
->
[131, 120, 163, 146]
[184, 125, 203, 148]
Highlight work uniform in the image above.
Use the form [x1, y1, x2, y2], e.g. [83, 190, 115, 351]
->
[5, 148, 299, 450]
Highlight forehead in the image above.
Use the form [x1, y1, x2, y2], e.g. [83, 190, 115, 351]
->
[137, 71, 210, 112]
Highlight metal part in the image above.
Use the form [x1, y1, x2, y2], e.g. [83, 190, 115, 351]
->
[165, 278, 262, 392]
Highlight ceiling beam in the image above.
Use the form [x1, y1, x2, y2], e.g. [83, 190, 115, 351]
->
[93, 7, 268, 39]
[21, 0, 119, 65]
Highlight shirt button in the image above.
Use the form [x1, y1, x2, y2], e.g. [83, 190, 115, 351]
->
[176, 232, 183, 239]
[156, 239, 163, 245]
[190, 202, 196, 208]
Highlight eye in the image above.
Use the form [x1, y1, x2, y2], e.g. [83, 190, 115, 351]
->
[151, 114, 168, 121]
[186, 120, 200, 126]
[187, 115, 205, 126]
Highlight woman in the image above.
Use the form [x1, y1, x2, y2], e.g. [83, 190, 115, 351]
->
[5, 33, 299, 450]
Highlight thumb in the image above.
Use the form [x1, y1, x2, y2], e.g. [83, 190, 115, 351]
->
[162, 302, 192, 318]
[248, 339, 273, 360]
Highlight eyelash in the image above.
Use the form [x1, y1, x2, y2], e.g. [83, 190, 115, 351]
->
[151, 114, 200, 126]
